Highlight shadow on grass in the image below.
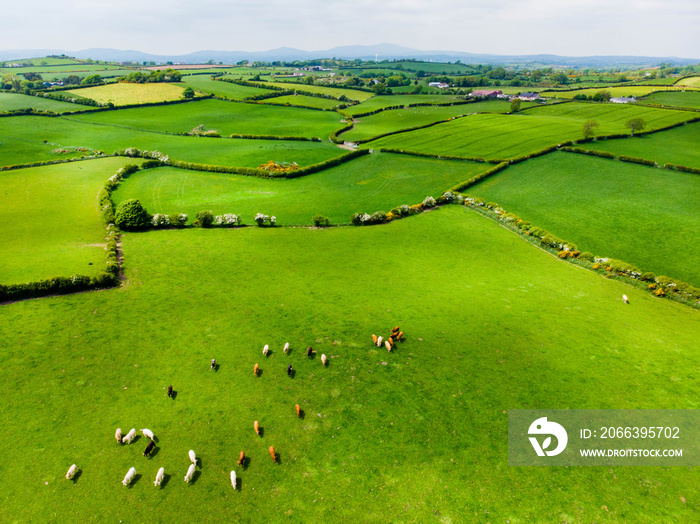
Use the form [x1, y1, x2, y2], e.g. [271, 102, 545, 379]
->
[236, 476, 243, 491]
[71, 469, 83, 483]
[160, 473, 171, 488]
[257, 427, 264, 438]
[170, 390, 178, 400]
[127, 473, 142, 488]
[189, 470, 201, 485]
[298, 410, 305, 420]
[257, 368, 264, 378]
[289, 369, 296, 379]
[241, 456, 250, 470]
[148, 446, 160, 459]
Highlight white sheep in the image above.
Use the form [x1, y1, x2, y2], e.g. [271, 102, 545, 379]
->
[141, 428, 155, 440]
[623, 294, 629, 304]
[184, 464, 196, 483]
[154, 467, 164, 487]
[115, 428, 122, 443]
[230, 470, 237, 490]
[122, 428, 136, 444]
[321, 354, 327, 366]
[122, 467, 136, 486]
[65, 464, 78, 480]
[377, 336, 383, 347]
[263, 344, 269, 356]
[188, 449, 197, 465]
[283, 342, 290, 354]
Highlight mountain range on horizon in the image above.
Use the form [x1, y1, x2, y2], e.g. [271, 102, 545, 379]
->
[1, 43, 698, 67]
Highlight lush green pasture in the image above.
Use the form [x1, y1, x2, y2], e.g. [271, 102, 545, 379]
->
[111, 152, 488, 224]
[64, 99, 343, 139]
[585, 121, 700, 169]
[676, 76, 700, 87]
[638, 90, 700, 109]
[347, 94, 470, 116]
[343, 100, 524, 142]
[0, 116, 343, 168]
[265, 82, 375, 101]
[467, 151, 700, 284]
[262, 94, 340, 110]
[65, 83, 187, 105]
[2, 207, 698, 522]
[180, 76, 275, 99]
[0, 56, 83, 66]
[0, 92, 82, 112]
[548, 85, 697, 99]
[0, 157, 138, 284]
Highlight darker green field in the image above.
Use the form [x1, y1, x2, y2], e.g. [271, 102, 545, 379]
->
[180, 76, 276, 99]
[638, 90, 700, 109]
[2, 207, 698, 522]
[467, 151, 700, 284]
[0, 92, 82, 112]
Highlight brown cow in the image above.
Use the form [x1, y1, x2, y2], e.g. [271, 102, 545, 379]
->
[396, 331, 404, 341]
[306, 346, 313, 357]
[254, 420, 260, 435]
[238, 451, 245, 466]
[371, 334, 378, 344]
[295, 404, 301, 418]
[269, 446, 276, 463]
[392, 326, 400, 334]
[253, 363, 259, 376]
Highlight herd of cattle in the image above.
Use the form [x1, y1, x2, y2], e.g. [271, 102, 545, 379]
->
[64, 328, 404, 489]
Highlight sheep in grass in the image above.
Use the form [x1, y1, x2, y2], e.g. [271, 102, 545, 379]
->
[238, 451, 245, 466]
[230, 470, 237, 490]
[283, 342, 290, 354]
[269, 446, 277, 463]
[372, 334, 378, 345]
[321, 354, 328, 366]
[154, 467, 164, 487]
[376, 336, 383, 347]
[115, 428, 122, 444]
[188, 450, 197, 465]
[184, 464, 196, 483]
[141, 428, 155, 440]
[263, 344, 269, 357]
[122, 428, 136, 444]
[122, 467, 136, 487]
[65, 464, 78, 480]
[254, 420, 260, 436]
[295, 404, 301, 418]
[254, 363, 259, 376]
[623, 294, 629, 304]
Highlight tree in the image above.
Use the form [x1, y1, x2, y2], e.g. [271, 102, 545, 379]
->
[592, 90, 611, 102]
[582, 120, 599, 139]
[115, 199, 151, 230]
[509, 98, 521, 113]
[182, 87, 195, 99]
[625, 117, 647, 136]
[81, 74, 102, 85]
[371, 82, 387, 95]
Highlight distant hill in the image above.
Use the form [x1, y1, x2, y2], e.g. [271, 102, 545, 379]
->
[0, 44, 697, 67]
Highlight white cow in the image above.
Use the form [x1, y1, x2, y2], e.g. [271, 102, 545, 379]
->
[230, 470, 237, 490]
[377, 336, 383, 347]
[122, 467, 136, 486]
[321, 354, 327, 366]
[122, 428, 136, 444]
[623, 294, 629, 304]
[154, 467, 164, 487]
[141, 428, 155, 440]
[184, 464, 196, 483]
[115, 428, 122, 443]
[263, 344, 269, 356]
[283, 342, 290, 354]
[385, 340, 392, 352]
[188, 449, 197, 465]
[65, 464, 78, 480]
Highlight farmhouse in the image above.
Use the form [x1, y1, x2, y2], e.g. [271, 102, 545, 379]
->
[428, 82, 450, 89]
[610, 96, 637, 104]
[470, 89, 502, 98]
[518, 92, 541, 101]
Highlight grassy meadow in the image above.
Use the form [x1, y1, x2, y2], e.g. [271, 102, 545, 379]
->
[2, 207, 698, 522]
[0, 92, 82, 112]
[547, 85, 698, 99]
[676, 76, 700, 87]
[180, 76, 276, 99]
[265, 82, 374, 101]
[466, 151, 700, 284]
[0, 157, 140, 284]
[262, 94, 341, 110]
[346, 94, 469, 116]
[111, 152, 488, 224]
[65, 83, 187, 105]
[637, 90, 700, 109]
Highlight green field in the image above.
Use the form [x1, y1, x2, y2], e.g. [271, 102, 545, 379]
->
[0, 92, 82, 112]
[0, 116, 343, 168]
[584, 121, 700, 169]
[111, 152, 488, 224]
[0, 157, 140, 284]
[467, 151, 700, 284]
[638, 90, 700, 109]
[547, 85, 698, 99]
[64, 99, 344, 138]
[262, 94, 341, 110]
[370, 103, 697, 159]
[676, 76, 700, 87]
[2, 207, 698, 522]
[65, 83, 187, 105]
[265, 82, 375, 101]
[347, 94, 469, 115]
[180, 76, 275, 99]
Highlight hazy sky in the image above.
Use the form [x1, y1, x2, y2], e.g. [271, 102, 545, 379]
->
[2, 0, 698, 57]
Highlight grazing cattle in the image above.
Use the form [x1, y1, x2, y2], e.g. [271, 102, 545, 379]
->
[122, 428, 136, 444]
[385, 341, 392, 352]
[372, 334, 378, 345]
[254, 420, 260, 435]
[377, 336, 383, 347]
[184, 464, 196, 483]
[167, 385, 173, 398]
[623, 294, 629, 304]
[263, 344, 269, 357]
[230, 470, 237, 490]
[388, 337, 394, 347]
[211, 358, 216, 370]
[392, 326, 400, 334]
[65, 464, 78, 480]
[284, 342, 290, 354]
[238, 451, 245, 466]
[143, 440, 155, 457]
[122, 467, 136, 487]
[254, 363, 259, 376]
[188, 450, 197, 465]
[295, 404, 301, 418]
[269, 446, 276, 462]
[154, 467, 164, 486]
[321, 354, 327, 366]
[287, 364, 293, 377]
[142, 428, 155, 440]
[115, 428, 122, 444]
[396, 331, 404, 341]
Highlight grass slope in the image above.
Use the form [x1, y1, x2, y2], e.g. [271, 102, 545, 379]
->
[638, 90, 700, 109]
[0, 92, 83, 112]
[0, 157, 138, 284]
[548, 85, 698, 99]
[262, 94, 341, 110]
[467, 151, 700, 284]
[1, 207, 698, 522]
[0, 116, 343, 168]
[346, 94, 469, 116]
[265, 82, 374, 101]
[65, 83, 186, 105]
[111, 152, 489, 224]
[180, 77, 275, 99]
[64, 99, 343, 139]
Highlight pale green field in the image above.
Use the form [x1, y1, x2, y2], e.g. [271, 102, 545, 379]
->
[675, 76, 700, 87]
[262, 94, 341, 110]
[65, 83, 187, 105]
[546, 85, 699, 99]
[265, 82, 375, 101]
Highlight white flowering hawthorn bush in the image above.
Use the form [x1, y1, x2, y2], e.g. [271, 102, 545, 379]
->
[214, 214, 240, 226]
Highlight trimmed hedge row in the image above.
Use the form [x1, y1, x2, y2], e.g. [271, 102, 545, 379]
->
[560, 146, 616, 159]
[0, 108, 60, 117]
[330, 123, 354, 144]
[344, 114, 470, 145]
[561, 146, 700, 174]
[0, 271, 119, 303]
[0, 153, 107, 172]
[379, 148, 490, 164]
[450, 162, 509, 192]
[229, 134, 322, 142]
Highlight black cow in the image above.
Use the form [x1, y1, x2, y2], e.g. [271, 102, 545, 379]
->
[287, 364, 293, 377]
[143, 440, 155, 457]
[306, 347, 313, 357]
[211, 358, 216, 370]
[167, 385, 173, 398]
